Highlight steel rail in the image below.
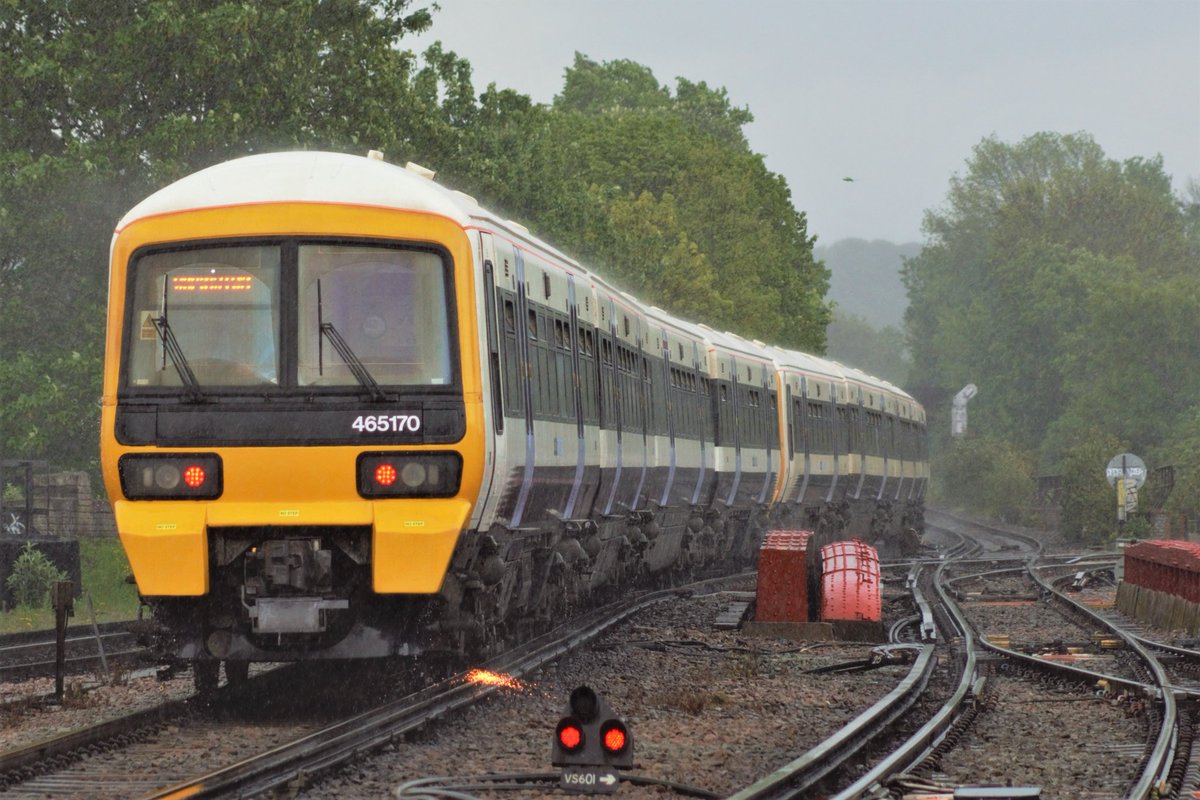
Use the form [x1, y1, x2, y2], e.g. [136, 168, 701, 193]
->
[0, 698, 190, 784]
[141, 574, 752, 800]
[723, 566, 943, 800]
[0, 620, 136, 651]
[0, 647, 146, 683]
[1028, 565, 1178, 797]
[928, 512, 1175, 798]
[830, 559, 981, 799]
[724, 644, 937, 800]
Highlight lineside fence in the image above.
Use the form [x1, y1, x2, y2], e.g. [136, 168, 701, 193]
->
[1, 459, 116, 539]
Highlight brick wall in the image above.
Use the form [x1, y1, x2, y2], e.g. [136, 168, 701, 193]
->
[25, 471, 117, 538]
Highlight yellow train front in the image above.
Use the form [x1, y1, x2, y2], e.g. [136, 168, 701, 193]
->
[101, 151, 928, 686]
[100, 153, 488, 681]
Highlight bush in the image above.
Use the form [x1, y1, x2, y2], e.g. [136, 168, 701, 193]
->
[1059, 429, 1125, 545]
[6, 542, 68, 608]
[934, 436, 1036, 523]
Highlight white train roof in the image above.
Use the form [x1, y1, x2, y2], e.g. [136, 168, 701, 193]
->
[118, 151, 471, 231]
[118, 150, 921, 412]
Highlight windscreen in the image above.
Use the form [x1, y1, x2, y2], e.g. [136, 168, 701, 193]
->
[297, 244, 453, 387]
[125, 245, 281, 387]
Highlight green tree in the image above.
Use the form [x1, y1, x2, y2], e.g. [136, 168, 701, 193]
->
[0, 0, 434, 469]
[904, 132, 1194, 468]
[537, 56, 829, 350]
[428, 53, 829, 351]
[825, 311, 911, 386]
[1059, 430, 1124, 544]
[1161, 405, 1200, 517]
[577, 187, 733, 323]
[935, 436, 1036, 523]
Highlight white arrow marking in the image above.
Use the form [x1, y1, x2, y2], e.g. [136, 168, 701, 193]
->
[599, 774, 617, 786]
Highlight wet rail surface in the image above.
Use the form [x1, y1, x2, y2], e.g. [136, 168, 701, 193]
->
[5, 514, 1197, 799]
[887, 511, 1177, 799]
[0, 620, 146, 685]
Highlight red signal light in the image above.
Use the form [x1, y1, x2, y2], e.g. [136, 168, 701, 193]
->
[601, 721, 628, 754]
[375, 463, 398, 486]
[183, 466, 206, 488]
[556, 719, 584, 752]
[551, 686, 633, 769]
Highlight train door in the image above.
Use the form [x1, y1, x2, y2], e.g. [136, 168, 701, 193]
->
[826, 383, 840, 504]
[657, 326, 676, 508]
[600, 296, 624, 516]
[758, 366, 776, 505]
[853, 387, 867, 501]
[725, 356, 742, 507]
[509, 249, 536, 528]
[796, 375, 812, 503]
[471, 232, 502, 529]
[691, 340, 711, 506]
[563, 276, 588, 518]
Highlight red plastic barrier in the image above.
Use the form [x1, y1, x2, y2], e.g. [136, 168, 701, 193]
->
[755, 530, 813, 623]
[819, 539, 881, 623]
[1124, 540, 1200, 603]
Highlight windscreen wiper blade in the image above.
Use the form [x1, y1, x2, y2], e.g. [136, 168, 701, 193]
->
[320, 322, 389, 402]
[152, 316, 205, 403]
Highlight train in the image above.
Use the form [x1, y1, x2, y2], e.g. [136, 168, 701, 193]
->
[99, 151, 927, 689]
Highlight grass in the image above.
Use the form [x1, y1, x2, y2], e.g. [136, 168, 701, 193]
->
[0, 538, 141, 633]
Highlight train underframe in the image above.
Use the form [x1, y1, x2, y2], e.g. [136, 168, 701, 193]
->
[143, 492, 922, 690]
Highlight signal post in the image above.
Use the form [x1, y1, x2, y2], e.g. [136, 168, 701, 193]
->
[551, 686, 633, 794]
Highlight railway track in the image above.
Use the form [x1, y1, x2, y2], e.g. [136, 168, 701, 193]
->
[0, 575, 764, 799]
[7, 512, 1198, 799]
[0, 620, 146, 685]
[872, 510, 1176, 799]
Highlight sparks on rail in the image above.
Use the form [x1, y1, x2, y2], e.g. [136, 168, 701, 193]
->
[464, 668, 526, 690]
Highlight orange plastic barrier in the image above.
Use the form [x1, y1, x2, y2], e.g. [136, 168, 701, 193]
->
[755, 530, 814, 623]
[819, 538, 881, 623]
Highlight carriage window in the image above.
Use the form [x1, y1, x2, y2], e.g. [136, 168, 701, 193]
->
[125, 244, 281, 388]
[298, 244, 452, 387]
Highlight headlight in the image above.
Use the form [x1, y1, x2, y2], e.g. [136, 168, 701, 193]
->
[358, 452, 462, 498]
[119, 454, 222, 500]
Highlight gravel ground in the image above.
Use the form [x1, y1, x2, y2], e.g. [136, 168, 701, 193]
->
[0, 528, 1162, 800]
[0, 669, 195, 752]
[929, 672, 1147, 799]
[303, 588, 913, 799]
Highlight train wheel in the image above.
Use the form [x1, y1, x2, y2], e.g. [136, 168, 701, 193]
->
[193, 661, 219, 695]
[224, 660, 250, 689]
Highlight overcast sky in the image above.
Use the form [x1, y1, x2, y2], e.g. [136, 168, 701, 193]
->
[409, 0, 1200, 246]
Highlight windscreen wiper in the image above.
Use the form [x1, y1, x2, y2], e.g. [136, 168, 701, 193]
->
[319, 323, 390, 402]
[152, 316, 205, 403]
[317, 279, 389, 402]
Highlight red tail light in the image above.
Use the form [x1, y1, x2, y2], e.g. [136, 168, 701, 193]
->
[375, 463, 398, 486]
[183, 465, 206, 487]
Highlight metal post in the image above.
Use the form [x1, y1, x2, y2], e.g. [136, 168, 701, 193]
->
[52, 580, 75, 703]
[85, 593, 110, 684]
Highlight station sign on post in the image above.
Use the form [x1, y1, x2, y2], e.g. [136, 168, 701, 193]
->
[1106, 453, 1146, 525]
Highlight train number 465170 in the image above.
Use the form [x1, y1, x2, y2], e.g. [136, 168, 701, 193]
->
[351, 414, 422, 433]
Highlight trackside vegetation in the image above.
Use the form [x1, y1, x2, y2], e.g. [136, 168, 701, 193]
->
[0, 2, 827, 481]
[2, 3, 1197, 542]
[910, 134, 1200, 541]
[0, 539, 137, 632]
